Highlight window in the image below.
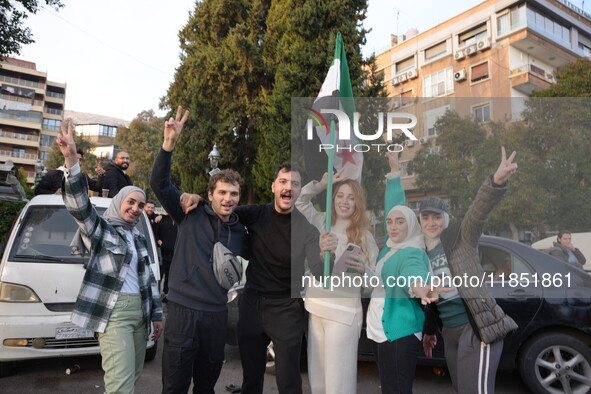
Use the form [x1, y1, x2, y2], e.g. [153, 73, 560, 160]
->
[424, 105, 451, 136]
[39, 151, 49, 161]
[425, 41, 447, 61]
[423, 67, 454, 98]
[459, 23, 488, 47]
[12, 148, 25, 158]
[471, 62, 489, 82]
[395, 57, 415, 74]
[578, 34, 591, 57]
[40, 134, 56, 147]
[497, 4, 526, 36]
[399, 161, 412, 177]
[400, 90, 414, 107]
[527, 7, 570, 45]
[42, 118, 61, 131]
[473, 103, 491, 123]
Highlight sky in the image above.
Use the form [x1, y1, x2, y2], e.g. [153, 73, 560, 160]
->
[18, 0, 588, 121]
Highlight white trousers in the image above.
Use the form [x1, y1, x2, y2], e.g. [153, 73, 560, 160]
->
[307, 312, 362, 394]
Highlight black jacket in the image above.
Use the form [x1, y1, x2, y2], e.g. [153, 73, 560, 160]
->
[102, 164, 132, 198]
[35, 169, 102, 195]
[150, 148, 246, 311]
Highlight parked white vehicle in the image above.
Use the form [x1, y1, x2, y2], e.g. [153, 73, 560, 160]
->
[0, 194, 160, 377]
[532, 232, 591, 271]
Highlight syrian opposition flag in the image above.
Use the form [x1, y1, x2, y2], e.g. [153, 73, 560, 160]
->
[303, 32, 363, 184]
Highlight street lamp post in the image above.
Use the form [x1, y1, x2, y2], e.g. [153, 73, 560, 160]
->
[208, 143, 221, 176]
[34, 159, 45, 187]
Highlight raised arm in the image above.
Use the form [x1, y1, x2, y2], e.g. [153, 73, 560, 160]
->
[383, 151, 406, 243]
[295, 169, 346, 232]
[57, 122, 101, 240]
[460, 147, 517, 247]
[150, 106, 190, 224]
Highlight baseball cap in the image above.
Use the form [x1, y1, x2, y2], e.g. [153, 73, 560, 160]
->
[419, 197, 449, 215]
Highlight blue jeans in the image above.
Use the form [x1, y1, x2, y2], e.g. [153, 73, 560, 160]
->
[374, 334, 420, 394]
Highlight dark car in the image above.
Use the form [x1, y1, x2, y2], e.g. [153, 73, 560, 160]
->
[227, 236, 591, 394]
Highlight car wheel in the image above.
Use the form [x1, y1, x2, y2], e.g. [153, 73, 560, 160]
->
[519, 333, 591, 394]
[145, 341, 158, 362]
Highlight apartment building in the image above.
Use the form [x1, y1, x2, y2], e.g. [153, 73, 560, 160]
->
[66, 110, 129, 160]
[0, 58, 65, 185]
[374, 0, 591, 206]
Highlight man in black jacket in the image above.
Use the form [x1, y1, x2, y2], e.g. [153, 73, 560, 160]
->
[35, 149, 103, 195]
[150, 106, 246, 394]
[103, 151, 132, 197]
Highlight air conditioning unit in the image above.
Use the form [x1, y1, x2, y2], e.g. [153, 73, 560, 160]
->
[392, 100, 401, 109]
[476, 37, 491, 51]
[399, 73, 408, 83]
[391, 76, 400, 86]
[419, 137, 429, 145]
[406, 68, 418, 79]
[405, 139, 415, 147]
[454, 49, 465, 61]
[465, 44, 477, 56]
[454, 69, 467, 81]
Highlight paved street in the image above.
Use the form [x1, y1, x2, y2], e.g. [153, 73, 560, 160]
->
[2, 338, 530, 393]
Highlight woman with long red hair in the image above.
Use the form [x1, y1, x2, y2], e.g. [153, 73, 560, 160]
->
[296, 169, 378, 394]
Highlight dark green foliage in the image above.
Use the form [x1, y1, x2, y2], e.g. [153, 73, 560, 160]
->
[0, 0, 64, 58]
[531, 58, 591, 97]
[163, 0, 376, 203]
[115, 110, 165, 201]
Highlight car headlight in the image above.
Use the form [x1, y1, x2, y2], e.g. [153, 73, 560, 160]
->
[0, 282, 41, 302]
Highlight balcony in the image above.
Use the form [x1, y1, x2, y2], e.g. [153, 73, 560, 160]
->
[510, 64, 554, 95]
[0, 149, 38, 166]
[0, 109, 42, 129]
[0, 130, 39, 147]
[44, 107, 63, 116]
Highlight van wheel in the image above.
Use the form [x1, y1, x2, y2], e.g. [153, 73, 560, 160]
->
[145, 341, 157, 362]
[0, 361, 15, 378]
[519, 333, 591, 394]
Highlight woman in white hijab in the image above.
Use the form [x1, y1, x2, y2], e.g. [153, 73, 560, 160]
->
[366, 204, 432, 394]
[57, 121, 163, 394]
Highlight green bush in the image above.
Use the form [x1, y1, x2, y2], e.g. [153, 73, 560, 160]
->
[0, 200, 25, 244]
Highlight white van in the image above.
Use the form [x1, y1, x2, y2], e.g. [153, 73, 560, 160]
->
[0, 194, 160, 377]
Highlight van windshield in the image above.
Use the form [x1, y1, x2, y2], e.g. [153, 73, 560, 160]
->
[9, 205, 107, 264]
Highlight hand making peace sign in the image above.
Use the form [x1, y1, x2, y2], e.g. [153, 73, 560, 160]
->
[162, 105, 190, 152]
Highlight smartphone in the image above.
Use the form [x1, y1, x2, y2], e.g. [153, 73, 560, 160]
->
[333, 243, 362, 275]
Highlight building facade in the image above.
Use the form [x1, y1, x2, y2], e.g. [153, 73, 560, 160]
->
[374, 0, 591, 205]
[0, 58, 66, 185]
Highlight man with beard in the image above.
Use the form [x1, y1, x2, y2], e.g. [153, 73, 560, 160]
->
[103, 151, 133, 197]
[182, 162, 324, 394]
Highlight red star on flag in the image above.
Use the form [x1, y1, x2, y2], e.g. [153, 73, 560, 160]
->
[336, 143, 357, 166]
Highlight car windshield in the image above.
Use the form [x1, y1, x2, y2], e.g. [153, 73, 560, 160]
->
[8, 205, 155, 264]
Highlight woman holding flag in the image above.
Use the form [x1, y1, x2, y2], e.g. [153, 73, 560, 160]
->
[296, 167, 378, 394]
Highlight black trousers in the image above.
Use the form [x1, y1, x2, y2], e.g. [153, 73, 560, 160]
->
[374, 334, 420, 394]
[237, 290, 305, 394]
[161, 301, 227, 394]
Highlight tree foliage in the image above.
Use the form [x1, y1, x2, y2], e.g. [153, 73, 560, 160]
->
[115, 110, 164, 201]
[44, 129, 98, 175]
[163, 0, 376, 203]
[531, 58, 591, 97]
[0, 0, 64, 58]
[412, 96, 591, 239]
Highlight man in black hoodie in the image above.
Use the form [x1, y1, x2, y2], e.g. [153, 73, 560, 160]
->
[150, 107, 246, 394]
